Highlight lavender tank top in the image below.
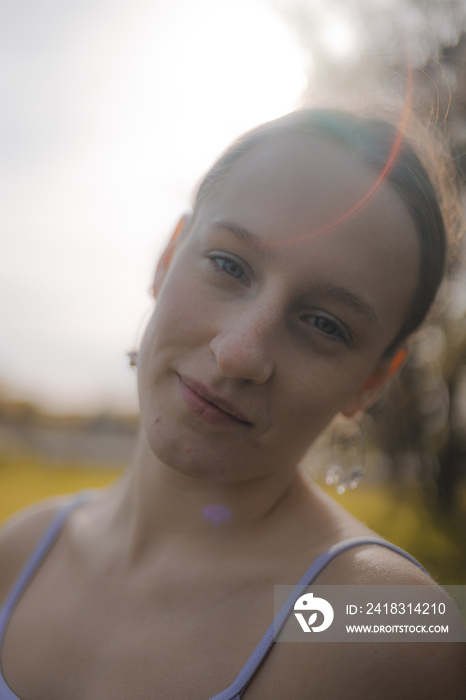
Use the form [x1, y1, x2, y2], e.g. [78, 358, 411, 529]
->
[0, 492, 427, 700]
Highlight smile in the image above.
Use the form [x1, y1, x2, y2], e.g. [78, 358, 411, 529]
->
[177, 375, 253, 427]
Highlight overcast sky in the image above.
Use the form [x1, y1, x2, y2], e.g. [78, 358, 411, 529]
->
[1, 0, 308, 413]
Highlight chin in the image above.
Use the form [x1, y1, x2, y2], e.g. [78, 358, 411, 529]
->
[142, 415, 230, 482]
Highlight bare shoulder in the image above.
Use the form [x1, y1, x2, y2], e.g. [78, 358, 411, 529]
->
[288, 488, 466, 698]
[0, 496, 70, 606]
[316, 537, 434, 585]
[262, 548, 466, 698]
[311, 537, 466, 698]
[251, 536, 465, 700]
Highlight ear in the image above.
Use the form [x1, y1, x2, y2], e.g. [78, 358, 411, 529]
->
[151, 214, 190, 298]
[341, 346, 408, 417]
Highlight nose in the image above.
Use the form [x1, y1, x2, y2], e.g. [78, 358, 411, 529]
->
[209, 306, 275, 384]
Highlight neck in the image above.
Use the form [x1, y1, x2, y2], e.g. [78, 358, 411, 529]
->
[104, 429, 308, 562]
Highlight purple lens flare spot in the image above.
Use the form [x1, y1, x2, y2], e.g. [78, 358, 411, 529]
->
[202, 504, 232, 526]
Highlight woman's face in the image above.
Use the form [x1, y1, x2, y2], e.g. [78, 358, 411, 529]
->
[137, 134, 419, 483]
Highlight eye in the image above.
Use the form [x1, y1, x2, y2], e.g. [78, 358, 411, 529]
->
[302, 313, 350, 344]
[314, 316, 340, 336]
[209, 255, 248, 282]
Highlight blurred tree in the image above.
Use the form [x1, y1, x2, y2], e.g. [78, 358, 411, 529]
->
[274, 0, 466, 510]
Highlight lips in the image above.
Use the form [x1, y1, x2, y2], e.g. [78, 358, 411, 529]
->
[178, 374, 252, 427]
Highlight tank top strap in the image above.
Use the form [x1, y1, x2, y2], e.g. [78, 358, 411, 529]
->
[0, 490, 92, 642]
[208, 536, 428, 700]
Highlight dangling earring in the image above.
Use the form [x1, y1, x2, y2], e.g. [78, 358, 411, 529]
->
[126, 350, 138, 368]
[326, 417, 365, 494]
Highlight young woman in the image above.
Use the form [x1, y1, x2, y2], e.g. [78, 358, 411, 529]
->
[0, 109, 464, 699]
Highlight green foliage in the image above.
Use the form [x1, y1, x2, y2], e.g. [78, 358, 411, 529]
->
[0, 456, 121, 521]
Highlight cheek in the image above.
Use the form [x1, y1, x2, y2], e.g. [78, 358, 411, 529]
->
[278, 349, 380, 442]
[157, 266, 222, 341]
[142, 286, 209, 358]
[137, 269, 221, 401]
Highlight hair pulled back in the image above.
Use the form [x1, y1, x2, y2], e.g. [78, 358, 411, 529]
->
[193, 109, 461, 357]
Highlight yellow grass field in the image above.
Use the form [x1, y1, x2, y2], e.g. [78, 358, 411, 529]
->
[1, 456, 465, 583]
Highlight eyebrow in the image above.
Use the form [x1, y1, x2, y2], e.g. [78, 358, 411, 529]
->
[212, 219, 272, 260]
[311, 281, 379, 327]
[212, 218, 379, 326]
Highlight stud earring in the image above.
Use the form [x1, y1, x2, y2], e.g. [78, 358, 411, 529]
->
[126, 350, 138, 368]
[325, 417, 365, 494]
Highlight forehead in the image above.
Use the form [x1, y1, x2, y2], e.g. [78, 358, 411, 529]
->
[198, 133, 413, 244]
